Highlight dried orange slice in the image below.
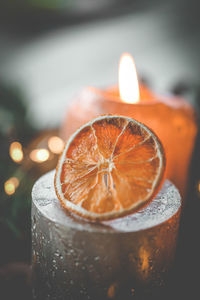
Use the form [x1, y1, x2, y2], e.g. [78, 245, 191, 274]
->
[55, 115, 165, 221]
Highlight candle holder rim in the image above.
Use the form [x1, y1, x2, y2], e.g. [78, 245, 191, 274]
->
[32, 171, 181, 234]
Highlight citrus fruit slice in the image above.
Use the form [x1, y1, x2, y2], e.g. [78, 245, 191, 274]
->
[55, 115, 165, 221]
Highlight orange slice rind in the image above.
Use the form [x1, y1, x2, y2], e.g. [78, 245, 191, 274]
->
[55, 115, 165, 221]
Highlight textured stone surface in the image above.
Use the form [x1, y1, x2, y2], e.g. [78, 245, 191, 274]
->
[32, 170, 181, 232]
[32, 170, 181, 300]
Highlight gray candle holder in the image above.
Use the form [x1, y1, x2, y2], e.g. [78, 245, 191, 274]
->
[32, 170, 181, 300]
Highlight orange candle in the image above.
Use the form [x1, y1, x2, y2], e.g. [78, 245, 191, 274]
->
[61, 53, 197, 197]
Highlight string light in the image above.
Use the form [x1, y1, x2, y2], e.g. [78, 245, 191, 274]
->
[4, 177, 19, 196]
[48, 136, 64, 154]
[197, 180, 200, 195]
[9, 142, 23, 163]
[30, 148, 50, 163]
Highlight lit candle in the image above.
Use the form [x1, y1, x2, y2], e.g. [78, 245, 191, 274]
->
[60, 53, 197, 197]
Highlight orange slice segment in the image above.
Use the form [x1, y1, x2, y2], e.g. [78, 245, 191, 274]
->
[55, 115, 165, 221]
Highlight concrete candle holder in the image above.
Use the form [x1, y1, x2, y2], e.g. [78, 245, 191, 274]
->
[32, 170, 181, 300]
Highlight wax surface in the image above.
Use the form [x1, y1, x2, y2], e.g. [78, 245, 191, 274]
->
[60, 87, 197, 197]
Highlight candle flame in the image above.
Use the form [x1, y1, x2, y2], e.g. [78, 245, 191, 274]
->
[119, 53, 140, 103]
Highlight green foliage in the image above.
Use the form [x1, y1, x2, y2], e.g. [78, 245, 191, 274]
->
[0, 82, 37, 257]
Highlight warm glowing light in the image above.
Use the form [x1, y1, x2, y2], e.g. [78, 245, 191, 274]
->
[10, 177, 20, 188]
[48, 136, 64, 154]
[119, 53, 140, 104]
[30, 148, 50, 163]
[138, 245, 150, 279]
[107, 283, 117, 299]
[4, 177, 19, 195]
[198, 181, 200, 193]
[9, 142, 23, 163]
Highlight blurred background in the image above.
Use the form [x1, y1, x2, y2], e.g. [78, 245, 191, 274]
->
[0, 0, 200, 299]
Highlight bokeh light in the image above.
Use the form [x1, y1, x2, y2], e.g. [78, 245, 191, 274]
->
[48, 136, 64, 154]
[9, 142, 24, 163]
[4, 177, 20, 195]
[197, 180, 200, 194]
[30, 148, 50, 163]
